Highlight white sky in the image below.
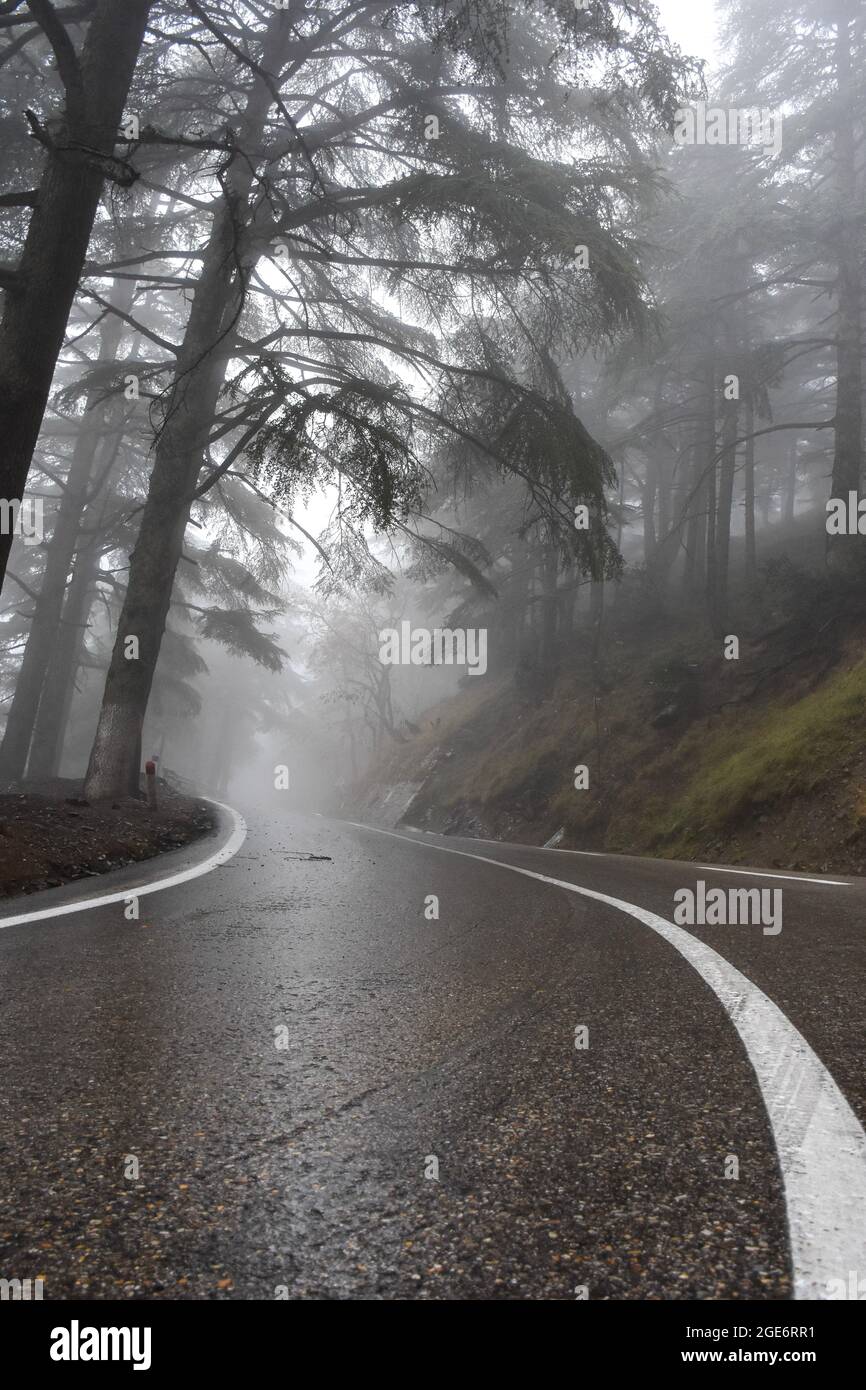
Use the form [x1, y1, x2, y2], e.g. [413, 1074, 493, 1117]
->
[654, 0, 721, 65]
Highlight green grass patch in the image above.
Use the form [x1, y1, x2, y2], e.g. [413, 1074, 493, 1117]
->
[649, 657, 866, 851]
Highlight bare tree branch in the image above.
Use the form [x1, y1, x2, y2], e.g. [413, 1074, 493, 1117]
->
[0, 189, 39, 207]
[26, 0, 85, 122]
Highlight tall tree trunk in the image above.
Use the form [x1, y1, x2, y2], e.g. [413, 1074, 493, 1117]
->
[615, 457, 626, 553]
[642, 454, 657, 566]
[84, 15, 292, 800]
[783, 435, 798, 525]
[28, 555, 96, 780]
[714, 399, 739, 632]
[657, 447, 672, 541]
[684, 392, 712, 598]
[339, 654, 360, 782]
[0, 294, 134, 781]
[705, 471, 717, 624]
[830, 2, 863, 508]
[744, 397, 757, 583]
[649, 432, 683, 588]
[0, 0, 153, 593]
[559, 560, 577, 637]
[759, 473, 773, 526]
[687, 364, 715, 604]
[28, 475, 113, 779]
[590, 574, 605, 793]
[540, 541, 559, 667]
[643, 377, 663, 576]
[505, 535, 531, 664]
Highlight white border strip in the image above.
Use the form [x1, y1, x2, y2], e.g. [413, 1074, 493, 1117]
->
[0, 799, 247, 930]
[349, 822, 866, 1300]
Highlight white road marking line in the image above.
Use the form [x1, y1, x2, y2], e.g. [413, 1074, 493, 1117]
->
[349, 821, 866, 1301]
[691, 863, 849, 886]
[404, 829, 849, 885]
[0, 799, 247, 930]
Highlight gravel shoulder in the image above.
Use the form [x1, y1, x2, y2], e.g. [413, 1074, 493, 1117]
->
[0, 778, 215, 898]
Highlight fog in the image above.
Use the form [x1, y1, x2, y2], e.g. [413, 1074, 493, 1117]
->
[0, 0, 861, 817]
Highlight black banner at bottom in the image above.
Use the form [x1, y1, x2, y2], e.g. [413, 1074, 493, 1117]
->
[1, 1295, 858, 1375]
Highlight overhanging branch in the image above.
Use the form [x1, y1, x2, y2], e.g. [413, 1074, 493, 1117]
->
[0, 188, 39, 207]
[26, 0, 85, 123]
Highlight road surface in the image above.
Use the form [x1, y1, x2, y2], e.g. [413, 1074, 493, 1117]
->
[1, 808, 865, 1300]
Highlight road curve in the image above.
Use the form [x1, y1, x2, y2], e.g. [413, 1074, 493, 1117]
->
[351, 823, 866, 1301]
[1, 808, 864, 1301]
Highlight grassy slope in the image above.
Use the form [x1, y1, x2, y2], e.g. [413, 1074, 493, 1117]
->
[624, 657, 866, 860]
[352, 551, 866, 875]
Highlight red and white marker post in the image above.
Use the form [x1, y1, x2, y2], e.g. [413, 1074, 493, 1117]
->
[145, 758, 158, 810]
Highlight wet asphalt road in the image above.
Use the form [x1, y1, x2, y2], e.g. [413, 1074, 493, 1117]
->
[1, 808, 864, 1301]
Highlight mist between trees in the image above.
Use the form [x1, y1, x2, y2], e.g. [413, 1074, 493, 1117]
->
[0, 0, 862, 811]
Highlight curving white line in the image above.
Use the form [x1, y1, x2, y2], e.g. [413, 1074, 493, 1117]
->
[348, 821, 866, 1301]
[0, 799, 247, 930]
[690, 863, 849, 886]
[422, 829, 850, 885]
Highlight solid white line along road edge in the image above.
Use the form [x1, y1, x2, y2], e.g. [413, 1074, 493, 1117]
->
[0, 799, 247, 930]
[349, 822, 866, 1301]
[413, 830, 850, 886]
